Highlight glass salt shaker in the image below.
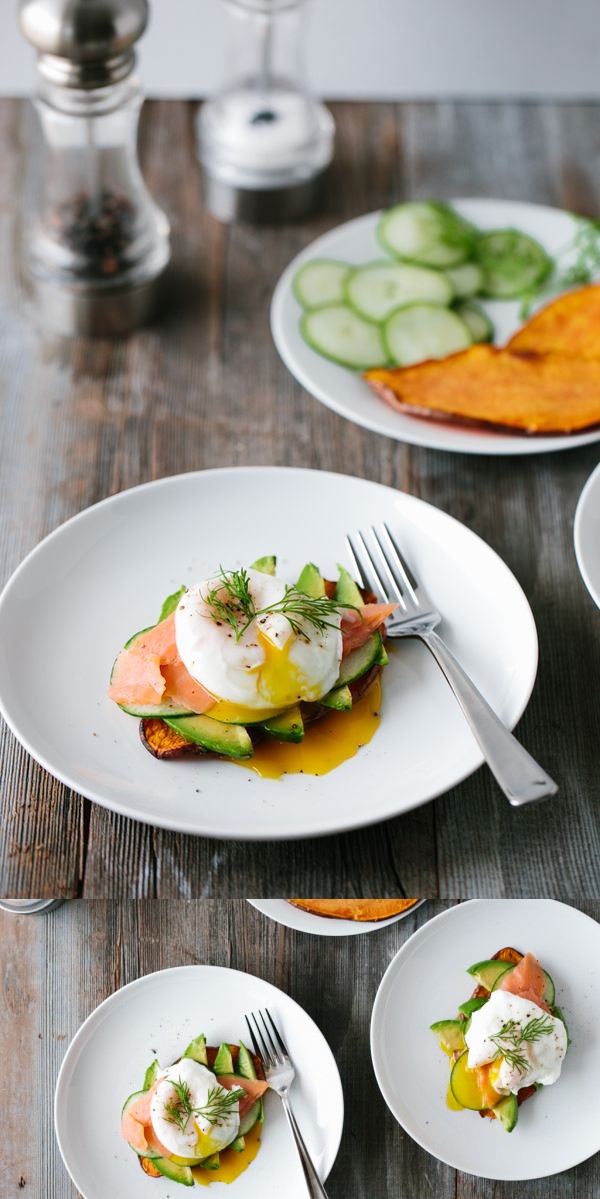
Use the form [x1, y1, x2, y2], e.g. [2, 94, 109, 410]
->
[198, 0, 335, 223]
[19, 0, 170, 336]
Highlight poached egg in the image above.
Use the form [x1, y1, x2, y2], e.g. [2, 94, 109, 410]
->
[465, 990, 567, 1095]
[175, 569, 343, 719]
[150, 1058, 240, 1162]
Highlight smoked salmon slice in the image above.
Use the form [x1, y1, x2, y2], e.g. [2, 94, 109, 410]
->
[108, 611, 215, 714]
[217, 1074, 269, 1119]
[129, 614, 179, 664]
[342, 602, 397, 654]
[498, 951, 550, 1012]
[108, 649, 166, 706]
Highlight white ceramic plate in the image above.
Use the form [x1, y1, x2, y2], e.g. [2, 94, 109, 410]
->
[248, 899, 424, 937]
[370, 899, 600, 1181]
[271, 198, 600, 456]
[574, 461, 600, 608]
[0, 466, 538, 839]
[54, 964, 343, 1199]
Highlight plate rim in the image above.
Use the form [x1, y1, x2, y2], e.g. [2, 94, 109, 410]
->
[271, 197, 600, 457]
[370, 898, 600, 1181]
[54, 961, 345, 1199]
[574, 460, 600, 608]
[247, 898, 425, 936]
[0, 464, 539, 839]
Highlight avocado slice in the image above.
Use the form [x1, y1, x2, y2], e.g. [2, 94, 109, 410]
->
[158, 585, 186, 622]
[142, 1059, 160, 1090]
[335, 564, 364, 608]
[320, 685, 353, 711]
[490, 964, 555, 1006]
[230, 1135, 246, 1153]
[430, 1019, 466, 1054]
[494, 1093, 519, 1132]
[198, 1153, 220, 1171]
[261, 705, 304, 742]
[335, 632, 383, 687]
[183, 1033, 208, 1065]
[296, 562, 325, 597]
[458, 997, 488, 1019]
[164, 715, 253, 759]
[251, 555, 276, 575]
[213, 1042, 235, 1074]
[153, 1157, 194, 1185]
[466, 959, 514, 991]
[237, 1040, 258, 1080]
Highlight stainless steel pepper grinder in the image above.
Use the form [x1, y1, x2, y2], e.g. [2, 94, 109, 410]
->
[19, 0, 171, 336]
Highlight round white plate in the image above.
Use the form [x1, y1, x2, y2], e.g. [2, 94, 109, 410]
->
[271, 198, 600, 456]
[574, 460, 600, 608]
[370, 899, 600, 1181]
[0, 466, 538, 839]
[248, 899, 424, 937]
[54, 964, 343, 1199]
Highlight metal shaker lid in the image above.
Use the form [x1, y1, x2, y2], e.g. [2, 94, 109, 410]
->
[0, 898, 64, 915]
[19, 0, 148, 88]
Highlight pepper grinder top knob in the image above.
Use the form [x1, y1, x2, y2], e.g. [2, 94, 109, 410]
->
[19, 0, 148, 88]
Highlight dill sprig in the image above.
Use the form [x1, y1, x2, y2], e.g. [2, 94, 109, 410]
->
[490, 1014, 554, 1077]
[164, 1076, 244, 1131]
[205, 567, 350, 643]
[520, 215, 600, 317]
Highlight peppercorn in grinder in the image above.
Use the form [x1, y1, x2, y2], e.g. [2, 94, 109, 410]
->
[19, 0, 170, 336]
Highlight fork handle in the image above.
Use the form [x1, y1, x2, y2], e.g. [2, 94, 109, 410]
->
[420, 630, 558, 806]
[280, 1092, 329, 1198]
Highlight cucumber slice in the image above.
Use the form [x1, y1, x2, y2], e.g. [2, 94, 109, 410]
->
[300, 304, 387, 370]
[494, 1093, 519, 1132]
[164, 715, 253, 759]
[239, 1098, 262, 1136]
[250, 555, 276, 575]
[490, 964, 555, 1006]
[320, 685, 353, 711]
[261, 705, 304, 742]
[444, 261, 484, 298]
[458, 997, 488, 1019]
[183, 1033, 208, 1065]
[467, 959, 515, 991]
[450, 1050, 490, 1111]
[378, 201, 477, 268]
[154, 1158, 194, 1185]
[119, 698, 194, 718]
[336, 632, 383, 686]
[335, 564, 364, 608]
[296, 562, 325, 598]
[143, 1059, 160, 1090]
[213, 1043, 235, 1074]
[454, 300, 494, 344]
[345, 260, 452, 322]
[475, 228, 552, 299]
[293, 259, 351, 309]
[384, 303, 472, 367]
[237, 1040, 258, 1081]
[430, 1019, 466, 1054]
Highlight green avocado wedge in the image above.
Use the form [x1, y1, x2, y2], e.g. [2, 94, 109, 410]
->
[458, 997, 488, 1019]
[466, 959, 515, 991]
[251, 555, 277, 576]
[261, 705, 304, 742]
[494, 1093, 519, 1132]
[164, 715, 253, 759]
[296, 562, 325, 598]
[142, 1059, 160, 1090]
[198, 1153, 220, 1171]
[154, 1158, 194, 1185]
[335, 564, 364, 608]
[320, 685, 353, 711]
[183, 1033, 208, 1065]
[430, 1019, 466, 1055]
[213, 1042, 235, 1074]
[237, 1040, 258, 1080]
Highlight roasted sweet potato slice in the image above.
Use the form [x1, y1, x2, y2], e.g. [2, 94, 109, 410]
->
[140, 718, 207, 758]
[140, 1157, 162, 1178]
[366, 345, 600, 434]
[508, 284, 600, 359]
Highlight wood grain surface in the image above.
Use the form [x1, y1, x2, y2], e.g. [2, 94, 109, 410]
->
[0, 100, 599, 897]
[2, 898, 599, 1199]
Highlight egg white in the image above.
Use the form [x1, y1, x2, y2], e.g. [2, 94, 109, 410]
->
[150, 1058, 240, 1161]
[175, 569, 343, 714]
[465, 990, 567, 1094]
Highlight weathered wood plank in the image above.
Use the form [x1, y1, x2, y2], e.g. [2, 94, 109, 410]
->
[0, 100, 599, 896]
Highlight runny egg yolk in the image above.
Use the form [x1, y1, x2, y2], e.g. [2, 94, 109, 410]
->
[208, 631, 323, 723]
[192, 1120, 262, 1187]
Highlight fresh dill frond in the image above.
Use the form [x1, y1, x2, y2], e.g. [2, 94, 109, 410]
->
[204, 568, 352, 642]
[164, 1077, 194, 1131]
[520, 215, 600, 317]
[490, 1013, 554, 1077]
[194, 1084, 245, 1127]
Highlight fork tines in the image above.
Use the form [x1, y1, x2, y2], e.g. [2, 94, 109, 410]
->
[346, 523, 419, 612]
[246, 1008, 288, 1068]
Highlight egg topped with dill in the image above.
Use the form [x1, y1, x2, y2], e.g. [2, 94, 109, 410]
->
[175, 567, 343, 720]
[150, 1059, 241, 1162]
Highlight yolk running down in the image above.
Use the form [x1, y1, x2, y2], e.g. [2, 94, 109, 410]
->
[240, 678, 382, 780]
[207, 633, 321, 725]
[192, 1122, 262, 1187]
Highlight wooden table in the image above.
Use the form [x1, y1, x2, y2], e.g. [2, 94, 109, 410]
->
[3, 898, 599, 1199]
[0, 99, 599, 898]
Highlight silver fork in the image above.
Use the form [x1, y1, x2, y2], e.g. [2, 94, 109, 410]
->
[246, 1009, 328, 1199]
[346, 524, 558, 807]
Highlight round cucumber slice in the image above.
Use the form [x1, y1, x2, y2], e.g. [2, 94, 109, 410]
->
[378, 201, 477, 268]
[383, 302, 472, 366]
[454, 300, 494, 344]
[345, 260, 452, 322]
[293, 259, 351, 309]
[444, 260, 484, 298]
[450, 1050, 492, 1111]
[476, 228, 552, 299]
[300, 304, 387, 370]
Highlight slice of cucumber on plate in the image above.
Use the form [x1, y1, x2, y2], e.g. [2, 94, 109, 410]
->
[345, 260, 453, 322]
[383, 303, 472, 367]
[300, 304, 388, 369]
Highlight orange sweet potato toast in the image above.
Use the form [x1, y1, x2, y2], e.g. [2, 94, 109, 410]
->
[508, 284, 600, 359]
[366, 344, 600, 434]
